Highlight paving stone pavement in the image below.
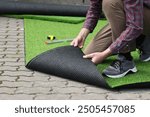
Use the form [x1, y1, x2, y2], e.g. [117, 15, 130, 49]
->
[0, 16, 150, 100]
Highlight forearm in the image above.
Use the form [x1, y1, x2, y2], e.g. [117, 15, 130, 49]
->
[109, 27, 143, 54]
[77, 28, 90, 40]
[83, 0, 102, 32]
[109, 0, 143, 54]
[103, 47, 112, 57]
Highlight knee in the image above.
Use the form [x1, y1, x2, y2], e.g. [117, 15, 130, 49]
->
[102, 0, 123, 14]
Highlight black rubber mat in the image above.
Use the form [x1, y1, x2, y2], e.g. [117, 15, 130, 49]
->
[26, 46, 109, 88]
[0, 1, 88, 16]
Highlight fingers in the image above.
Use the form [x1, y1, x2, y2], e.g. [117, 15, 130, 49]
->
[83, 53, 94, 59]
[71, 38, 84, 48]
[71, 39, 78, 47]
[83, 54, 99, 65]
[74, 40, 78, 47]
[78, 41, 84, 48]
[70, 40, 75, 46]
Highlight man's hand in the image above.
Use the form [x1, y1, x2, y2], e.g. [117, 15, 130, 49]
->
[71, 28, 90, 48]
[71, 36, 85, 48]
[83, 52, 106, 64]
[83, 48, 112, 64]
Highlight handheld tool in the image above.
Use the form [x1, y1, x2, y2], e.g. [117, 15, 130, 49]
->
[45, 38, 73, 44]
[47, 35, 56, 41]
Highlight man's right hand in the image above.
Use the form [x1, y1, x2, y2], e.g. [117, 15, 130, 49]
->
[71, 28, 90, 48]
[71, 36, 85, 48]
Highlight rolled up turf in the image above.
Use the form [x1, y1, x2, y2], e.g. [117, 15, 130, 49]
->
[4, 15, 85, 24]
[26, 45, 150, 89]
[0, 1, 88, 17]
[24, 17, 150, 89]
[26, 46, 109, 88]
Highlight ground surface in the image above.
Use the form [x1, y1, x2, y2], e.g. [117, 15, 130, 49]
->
[0, 17, 150, 100]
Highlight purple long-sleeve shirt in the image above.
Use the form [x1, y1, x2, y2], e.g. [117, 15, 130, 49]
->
[83, 0, 150, 54]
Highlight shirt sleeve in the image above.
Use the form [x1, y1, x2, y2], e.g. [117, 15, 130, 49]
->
[109, 0, 143, 54]
[83, 0, 101, 33]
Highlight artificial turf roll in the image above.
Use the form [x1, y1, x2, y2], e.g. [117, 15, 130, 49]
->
[26, 45, 150, 89]
[0, 1, 88, 17]
[26, 46, 109, 88]
[4, 15, 85, 24]
[24, 17, 150, 89]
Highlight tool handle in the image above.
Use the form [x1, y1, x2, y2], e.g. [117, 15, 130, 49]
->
[45, 39, 73, 44]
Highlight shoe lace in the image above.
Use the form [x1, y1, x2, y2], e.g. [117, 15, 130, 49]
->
[111, 60, 121, 70]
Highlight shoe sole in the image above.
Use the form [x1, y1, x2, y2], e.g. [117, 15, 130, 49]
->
[105, 67, 137, 79]
[142, 56, 150, 62]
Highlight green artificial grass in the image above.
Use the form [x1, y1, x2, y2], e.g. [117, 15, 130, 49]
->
[24, 18, 107, 63]
[5, 15, 85, 24]
[24, 16, 150, 88]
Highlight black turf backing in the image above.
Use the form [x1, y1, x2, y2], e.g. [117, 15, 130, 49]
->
[26, 46, 109, 88]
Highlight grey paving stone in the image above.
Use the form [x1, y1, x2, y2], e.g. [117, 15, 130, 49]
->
[2, 71, 33, 77]
[0, 76, 17, 82]
[67, 80, 88, 88]
[52, 87, 85, 94]
[18, 44, 25, 48]
[139, 93, 150, 100]
[33, 81, 67, 88]
[50, 75, 68, 82]
[0, 48, 5, 51]
[7, 33, 19, 36]
[0, 81, 33, 88]
[18, 58, 25, 62]
[0, 23, 7, 28]
[0, 31, 7, 33]
[0, 25, 7, 28]
[85, 87, 113, 94]
[0, 45, 18, 48]
[6, 28, 18, 31]
[0, 66, 18, 71]
[18, 33, 24, 36]
[0, 51, 17, 55]
[17, 66, 31, 71]
[4, 61, 25, 66]
[0, 36, 7, 38]
[0, 38, 18, 42]
[106, 93, 140, 100]
[0, 54, 5, 58]
[0, 42, 6, 45]
[33, 72, 50, 77]
[0, 58, 18, 62]
[35, 94, 70, 100]
[0, 61, 4, 66]
[71, 93, 107, 100]
[0, 29, 8, 31]
[0, 71, 3, 75]
[5, 54, 24, 58]
[7, 31, 24, 33]
[6, 48, 21, 52]
[7, 41, 24, 45]
[16, 87, 52, 94]
[0, 94, 34, 100]
[0, 87, 16, 94]
[7, 35, 24, 39]
[18, 76, 49, 82]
